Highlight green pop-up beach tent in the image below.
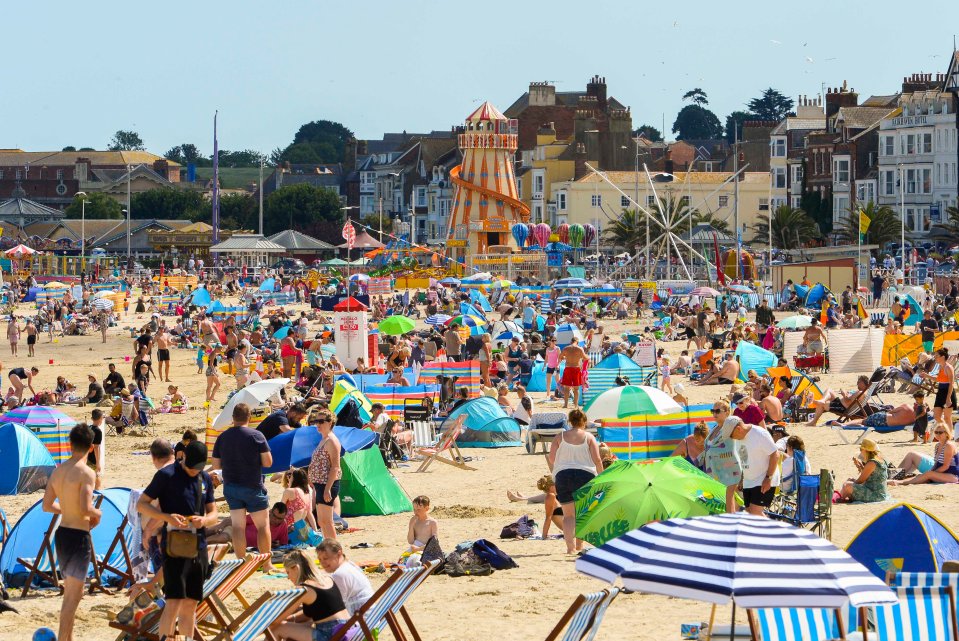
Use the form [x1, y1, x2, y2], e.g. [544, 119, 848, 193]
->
[339, 446, 413, 517]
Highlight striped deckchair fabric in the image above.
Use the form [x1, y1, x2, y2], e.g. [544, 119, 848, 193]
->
[545, 588, 620, 641]
[210, 587, 306, 641]
[155, 295, 180, 312]
[36, 425, 70, 464]
[208, 306, 246, 320]
[895, 572, 959, 588]
[864, 586, 958, 641]
[749, 607, 844, 641]
[419, 360, 481, 398]
[34, 289, 67, 307]
[582, 365, 658, 404]
[205, 406, 270, 451]
[597, 404, 714, 461]
[158, 275, 199, 291]
[364, 385, 440, 420]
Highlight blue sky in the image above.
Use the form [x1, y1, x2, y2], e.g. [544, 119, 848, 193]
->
[4, 1, 959, 157]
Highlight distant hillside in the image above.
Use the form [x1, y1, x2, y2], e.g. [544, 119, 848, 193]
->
[191, 167, 261, 190]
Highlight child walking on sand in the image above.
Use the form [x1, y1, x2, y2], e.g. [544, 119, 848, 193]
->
[659, 354, 673, 395]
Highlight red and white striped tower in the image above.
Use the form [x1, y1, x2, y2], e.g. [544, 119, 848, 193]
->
[446, 102, 530, 262]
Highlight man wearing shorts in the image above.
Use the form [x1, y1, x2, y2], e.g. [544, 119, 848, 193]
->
[25, 318, 38, 357]
[155, 326, 172, 383]
[724, 416, 780, 516]
[211, 402, 273, 559]
[43, 424, 102, 641]
[559, 342, 588, 408]
[138, 441, 217, 640]
[919, 311, 939, 356]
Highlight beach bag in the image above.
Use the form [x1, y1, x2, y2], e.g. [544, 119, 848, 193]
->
[291, 520, 322, 546]
[499, 515, 535, 540]
[420, 535, 445, 567]
[472, 539, 517, 570]
[703, 427, 742, 487]
[166, 477, 202, 559]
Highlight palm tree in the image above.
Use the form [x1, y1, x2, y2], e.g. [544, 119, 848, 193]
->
[602, 195, 701, 252]
[602, 208, 647, 252]
[751, 204, 820, 249]
[835, 201, 900, 247]
[928, 205, 959, 246]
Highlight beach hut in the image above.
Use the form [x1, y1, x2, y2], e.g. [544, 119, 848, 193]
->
[846, 503, 959, 580]
[596, 403, 714, 461]
[0, 422, 56, 495]
[0, 488, 132, 587]
[582, 353, 650, 404]
[442, 396, 522, 448]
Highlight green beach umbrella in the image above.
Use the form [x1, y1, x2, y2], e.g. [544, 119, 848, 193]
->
[778, 315, 812, 329]
[583, 385, 682, 422]
[573, 458, 734, 547]
[378, 315, 416, 336]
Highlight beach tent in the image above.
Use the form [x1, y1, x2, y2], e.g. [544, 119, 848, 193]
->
[0, 488, 132, 587]
[442, 396, 522, 448]
[803, 283, 829, 307]
[846, 503, 959, 580]
[190, 287, 212, 307]
[330, 380, 373, 423]
[459, 302, 486, 319]
[265, 426, 411, 517]
[734, 342, 778, 382]
[469, 289, 493, 312]
[596, 404, 714, 461]
[0, 422, 56, 495]
[527, 360, 562, 393]
[259, 278, 276, 292]
[582, 353, 647, 404]
[899, 295, 924, 327]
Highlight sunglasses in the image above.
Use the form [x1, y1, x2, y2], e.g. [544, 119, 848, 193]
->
[315, 418, 332, 425]
[710, 408, 723, 414]
[935, 430, 947, 435]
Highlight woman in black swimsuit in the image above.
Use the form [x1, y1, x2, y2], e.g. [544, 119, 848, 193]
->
[274, 550, 350, 641]
[8, 366, 39, 402]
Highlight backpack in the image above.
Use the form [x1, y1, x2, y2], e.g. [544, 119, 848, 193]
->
[499, 515, 535, 540]
[471, 539, 518, 570]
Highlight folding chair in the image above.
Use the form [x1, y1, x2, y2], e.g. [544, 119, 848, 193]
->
[525, 411, 569, 454]
[765, 468, 833, 541]
[544, 588, 620, 641]
[409, 421, 436, 450]
[861, 586, 959, 641]
[198, 552, 272, 635]
[829, 420, 909, 446]
[96, 511, 137, 590]
[329, 560, 439, 641]
[748, 607, 846, 641]
[207, 587, 307, 641]
[894, 573, 959, 623]
[415, 417, 475, 472]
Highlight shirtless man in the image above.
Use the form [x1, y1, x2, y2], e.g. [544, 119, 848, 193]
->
[43, 424, 102, 641]
[559, 342, 588, 408]
[155, 327, 172, 382]
[25, 318, 38, 357]
[703, 353, 740, 385]
[199, 314, 217, 347]
[758, 384, 784, 422]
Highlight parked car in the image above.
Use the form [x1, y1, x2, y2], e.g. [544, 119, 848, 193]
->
[271, 258, 307, 274]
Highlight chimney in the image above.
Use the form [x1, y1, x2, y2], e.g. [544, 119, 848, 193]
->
[664, 147, 674, 175]
[528, 81, 556, 107]
[345, 138, 358, 171]
[586, 75, 608, 110]
[573, 143, 589, 180]
[825, 81, 858, 118]
[357, 140, 368, 157]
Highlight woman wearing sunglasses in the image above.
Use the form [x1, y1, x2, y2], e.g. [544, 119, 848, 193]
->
[308, 408, 342, 540]
[889, 421, 959, 485]
[837, 438, 889, 502]
[702, 400, 742, 513]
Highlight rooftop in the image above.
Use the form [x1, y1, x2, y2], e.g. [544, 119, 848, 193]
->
[574, 171, 769, 185]
[0, 149, 179, 167]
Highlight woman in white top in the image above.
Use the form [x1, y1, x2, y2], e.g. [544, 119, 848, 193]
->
[547, 408, 604, 554]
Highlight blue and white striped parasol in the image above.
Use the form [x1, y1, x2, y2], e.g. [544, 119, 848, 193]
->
[552, 277, 592, 289]
[425, 314, 452, 326]
[554, 323, 583, 346]
[576, 513, 895, 609]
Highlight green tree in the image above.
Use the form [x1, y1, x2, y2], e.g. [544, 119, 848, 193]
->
[682, 88, 709, 106]
[603, 208, 647, 251]
[751, 204, 820, 249]
[79, 147, 95, 152]
[216, 193, 258, 230]
[673, 105, 723, 140]
[633, 125, 662, 142]
[275, 120, 354, 165]
[603, 195, 702, 251]
[800, 188, 833, 235]
[180, 143, 201, 164]
[130, 188, 206, 220]
[165, 146, 184, 164]
[747, 88, 795, 121]
[724, 110, 755, 143]
[62, 146, 76, 152]
[64, 192, 123, 219]
[217, 149, 267, 167]
[929, 206, 959, 245]
[108, 130, 145, 151]
[262, 183, 343, 236]
[835, 201, 901, 247]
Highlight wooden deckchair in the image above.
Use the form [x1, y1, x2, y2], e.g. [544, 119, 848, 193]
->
[414, 416, 475, 472]
[544, 589, 620, 641]
[195, 552, 272, 638]
[95, 513, 136, 590]
[208, 587, 307, 641]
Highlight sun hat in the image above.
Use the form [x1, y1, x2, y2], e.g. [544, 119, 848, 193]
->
[860, 438, 880, 453]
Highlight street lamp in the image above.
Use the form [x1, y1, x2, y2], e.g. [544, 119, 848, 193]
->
[75, 191, 88, 263]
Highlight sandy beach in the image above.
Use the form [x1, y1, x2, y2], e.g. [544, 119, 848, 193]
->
[0, 297, 952, 641]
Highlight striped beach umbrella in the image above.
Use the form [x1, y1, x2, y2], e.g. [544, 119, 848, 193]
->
[0, 406, 78, 429]
[425, 314, 452, 326]
[576, 512, 896, 609]
[554, 322, 583, 346]
[92, 297, 115, 311]
[444, 315, 485, 328]
[553, 277, 592, 289]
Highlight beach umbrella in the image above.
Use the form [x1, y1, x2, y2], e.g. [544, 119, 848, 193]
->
[583, 224, 597, 248]
[444, 315, 486, 328]
[5, 244, 37, 258]
[778, 315, 812, 329]
[264, 425, 378, 473]
[439, 277, 461, 286]
[349, 273, 370, 282]
[212, 378, 290, 429]
[490, 279, 514, 289]
[584, 385, 682, 421]
[575, 513, 896, 609]
[91, 297, 114, 311]
[557, 223, 570, 245]
[554, 322, 583, 345]
[552, 277, 592, 289]
[495, 331, 524, 341]
[727, 284, 753, 294]
[689, 286, 722, 297]
[44, 281, 69, 290]
[93, 290, 118, 299]
[378, 316, 415, 336]
[425, 314, 452, 326]
[573, 458, 734, 547]
[0, 406, 78, 429]
[272, 325, 292, 339]
[568, 224, 585, 248]
[511, 223, 528, 248]
[533, 223, 551, 249]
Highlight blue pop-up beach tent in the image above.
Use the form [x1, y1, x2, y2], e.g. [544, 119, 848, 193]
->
[581, 353, 648, 404]
[734, 341, 778, 382]
[804, 283, 829, 307]
[259, 278, 276, 292]
[0, 488, 133, 587]
[0, 422, 56, 495]
[441, 396, 522, 447]
[902, 295, 923, 327]
[846, 503, 959, 580]
[470, 289, 493, 312]
[190, 286, 212, 307]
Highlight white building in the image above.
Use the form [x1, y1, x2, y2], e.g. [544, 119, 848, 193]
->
[769, 96, 826, 210]
[877, 67, 959, 237]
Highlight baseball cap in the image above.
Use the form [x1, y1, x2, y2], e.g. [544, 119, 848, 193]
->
[183, 441, 208, 471]
[730, 392, 748, 405]
[720, 416, 743, 439]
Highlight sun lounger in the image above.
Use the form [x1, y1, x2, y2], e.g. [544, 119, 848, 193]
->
[827, 420, 908, 445]
[544, 588, 619, 641]
[207, 587, 307, 641]
[748, 607, 846, 641]
[857, 586, 958, 641]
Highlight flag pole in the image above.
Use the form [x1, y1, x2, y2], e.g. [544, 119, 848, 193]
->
[857, 207, 861, 292]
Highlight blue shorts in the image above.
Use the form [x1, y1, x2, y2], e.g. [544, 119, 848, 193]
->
[222, 483, 269, 513]
[863, 412, 888, 428]
[313, 619, 349, 641]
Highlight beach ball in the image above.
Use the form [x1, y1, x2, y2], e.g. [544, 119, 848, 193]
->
[33, 629, 57, 641]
